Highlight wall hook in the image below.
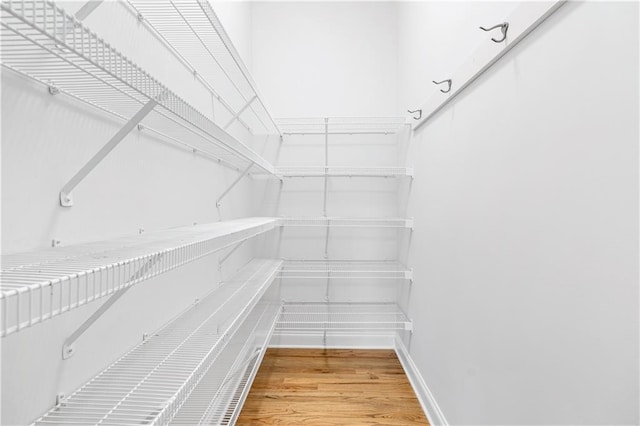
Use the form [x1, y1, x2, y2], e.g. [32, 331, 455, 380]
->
[479, 22, 509, 43]
[407, 109, 422, 120]
[432, 79, 452, 93]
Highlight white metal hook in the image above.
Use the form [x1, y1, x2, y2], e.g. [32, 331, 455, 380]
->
[480, 22, 509, 43]
[407, 109, 422, 120]
[432, 79, 452, 94]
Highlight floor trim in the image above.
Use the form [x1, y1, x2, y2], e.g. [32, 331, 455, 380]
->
[394, 335, 449, 426]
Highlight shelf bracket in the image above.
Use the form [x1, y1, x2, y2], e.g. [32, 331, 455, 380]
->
[216, 162, 254, 208]
[218, 239, 247, 270]
[322, 118, 329, 217]
[59, 96, 162, 207]
[324, 221, 330, 259]
[55, 1, 104, 42]
[223, 95, 257, 130]
[74, 0, 104, 22]
[62, 253, 163, 359]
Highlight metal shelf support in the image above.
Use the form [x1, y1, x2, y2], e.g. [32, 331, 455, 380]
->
[218, 239, 247, 273]
[62, 287, 127, 359]
[322, 118, 329, 217]
[223, 95, 257, 130]
[74, 0, 103, 21]
[62, 252, 163, 359]
[59, 96, 163, 207]
[55, 0, 103, 40]
[216, 162, 254, 208]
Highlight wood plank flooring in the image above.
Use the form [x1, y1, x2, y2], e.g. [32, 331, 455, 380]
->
[237, 348, 429, 425]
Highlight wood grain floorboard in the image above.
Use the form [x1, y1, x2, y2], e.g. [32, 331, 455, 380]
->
[237, 348, 429, 425]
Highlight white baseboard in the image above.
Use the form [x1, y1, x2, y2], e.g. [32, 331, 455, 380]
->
[394, 335, 448, 426]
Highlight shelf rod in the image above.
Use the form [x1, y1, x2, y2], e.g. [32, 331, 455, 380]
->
[59, 96, 161, 207]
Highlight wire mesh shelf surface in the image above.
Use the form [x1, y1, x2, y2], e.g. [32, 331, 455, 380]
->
[126, 0, 280, 136]
[170, 300, 281, 425]
[275, 117, 407, 135]
[0, 0, 275, 173]
[279, 260, 412, 280]
[279, 217, 413, 228]
[276, 302, 412, 332]
[273, 166, 414, 178]
[0, 217, 278, 337]
[33, 258, 282, 426]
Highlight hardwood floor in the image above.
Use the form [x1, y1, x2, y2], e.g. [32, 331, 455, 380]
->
[237, 348, 429, 425]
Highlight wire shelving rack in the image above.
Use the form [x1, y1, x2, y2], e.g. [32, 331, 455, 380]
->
[33, 258, 282, 426]
[279, 260, 412, 280]
[276, 302, 412, 333]
[279, 217, 413, 228]
[0, 0, 275, 174]
[274, 166, 414, 178]
[276, 117, 407, 135]
[170, 300, 281, 425]
[126, 0, 281, 136]
[0, 217, 278, 337]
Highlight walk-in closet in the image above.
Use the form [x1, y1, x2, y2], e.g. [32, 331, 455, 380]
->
[1, 1, 638, 425]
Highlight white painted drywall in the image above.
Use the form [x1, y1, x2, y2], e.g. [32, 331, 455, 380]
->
[250, 1, 398, 117]
[214, 0, 254, 73]
[0, 2, 259, 424]
[399, 1, 639, 424]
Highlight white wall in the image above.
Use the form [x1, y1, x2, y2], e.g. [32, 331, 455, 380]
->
[213, 0, 254, 73]
[399, 1, 639, 424]
[251, 1, 398, 117]
[397, 1, 518, 112]
[1, 2, 258, 424]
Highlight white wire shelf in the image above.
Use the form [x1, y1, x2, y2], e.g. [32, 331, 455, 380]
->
[276, 302, 412, 332]
[0, 0, 275, 174]
[0, 217, 278, 337]
[279, 217, 413, 228]
[273, 166, 414, 178]
[126, 0, 280, 136]
[33, 258, 282, 426]
[170, 300, 281, 425]
[275, 117, 407, 135]
[279, 260, 412, 280]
